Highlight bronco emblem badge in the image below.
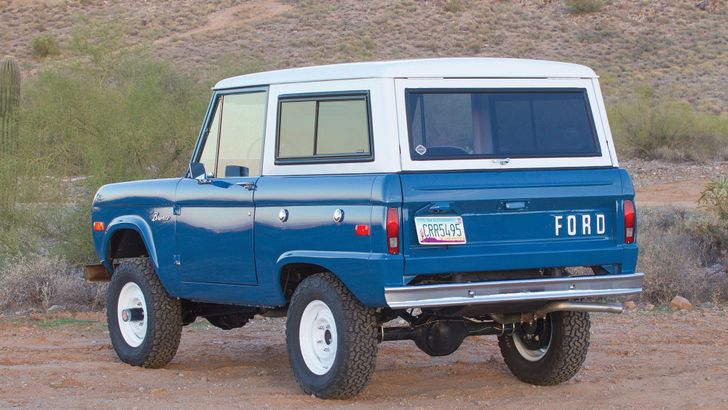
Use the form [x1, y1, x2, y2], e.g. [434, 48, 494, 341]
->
[151, 212, 171, 222]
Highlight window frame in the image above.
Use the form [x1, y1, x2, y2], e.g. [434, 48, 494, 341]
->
[274, 91, 374, 165]
[191, 86, 269, 178]
[196, 97, 221, 177]
[405, 87, 602, 161]
[395, 78, 615, 172]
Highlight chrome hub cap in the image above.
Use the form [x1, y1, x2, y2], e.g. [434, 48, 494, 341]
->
[117, 282, 147, 348]
[299, 300, 338, 375]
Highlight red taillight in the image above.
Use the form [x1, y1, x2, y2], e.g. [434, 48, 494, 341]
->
[93, 221, 105, 232]
[624, 200, 635, 244]
[386, 208, 400, 255]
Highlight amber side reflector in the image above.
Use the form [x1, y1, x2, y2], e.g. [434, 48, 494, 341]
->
[93, 221, 105, 231]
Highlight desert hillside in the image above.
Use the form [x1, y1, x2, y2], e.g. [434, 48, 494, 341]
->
[2, 0, 727, 111]
[0, 0, 726, 307]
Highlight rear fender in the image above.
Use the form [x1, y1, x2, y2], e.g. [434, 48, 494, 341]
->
[276, 251, 391, 307]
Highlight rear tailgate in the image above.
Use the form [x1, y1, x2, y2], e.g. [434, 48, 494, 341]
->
[400, 168, 629, 282]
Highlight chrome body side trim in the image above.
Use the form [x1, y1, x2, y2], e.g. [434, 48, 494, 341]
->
[384, 273, 644, 309]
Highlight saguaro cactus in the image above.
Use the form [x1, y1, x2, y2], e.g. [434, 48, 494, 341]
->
[0, 55, 20, 215]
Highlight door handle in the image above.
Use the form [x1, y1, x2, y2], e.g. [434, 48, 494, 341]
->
[503, 201, 527, 210]
[426, 202, 453, 213]
[236, 182, 256, 191]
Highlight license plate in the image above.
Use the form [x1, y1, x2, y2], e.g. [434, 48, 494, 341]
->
[415, 216, 467, 245]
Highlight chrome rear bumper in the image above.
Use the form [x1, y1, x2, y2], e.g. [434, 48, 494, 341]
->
[384, 272, 644, 309]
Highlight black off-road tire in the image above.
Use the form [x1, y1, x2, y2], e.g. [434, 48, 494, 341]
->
[286, 273, 379, 399]
[498, 311, 590, 385]
[107, 258, 183, 368]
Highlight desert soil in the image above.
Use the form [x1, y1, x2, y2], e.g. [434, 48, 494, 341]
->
[1, 309, 728, 409]
[625, 159, 728, 208]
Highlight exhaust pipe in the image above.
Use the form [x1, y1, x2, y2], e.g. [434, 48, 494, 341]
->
[535, 301, 624, 315]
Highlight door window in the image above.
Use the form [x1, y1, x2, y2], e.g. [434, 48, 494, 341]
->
[197, 90, 268, 177]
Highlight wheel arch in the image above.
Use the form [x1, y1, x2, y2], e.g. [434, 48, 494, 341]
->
[103, 216, 159, 275]
[275, 251, 387, 307]
[279, 262, 330, 303]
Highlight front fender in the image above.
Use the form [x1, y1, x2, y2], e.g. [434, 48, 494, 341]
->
[102, 215, 159, 273]
[276, 250, 398, 307]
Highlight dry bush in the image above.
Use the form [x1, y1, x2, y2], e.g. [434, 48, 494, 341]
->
[31, 35, 61, 58]
[637, 208, 727, 304]
[0, 255, 106, 311]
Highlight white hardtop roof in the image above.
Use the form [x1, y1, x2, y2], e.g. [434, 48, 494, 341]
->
[214, 58, 598, 90]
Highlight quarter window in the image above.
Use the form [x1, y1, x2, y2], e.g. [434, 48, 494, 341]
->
[278, 101, 316, 158]
[276, 94, 372, 162]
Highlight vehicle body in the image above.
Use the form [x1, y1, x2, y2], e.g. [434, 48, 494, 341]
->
[88, 58, 643, 398]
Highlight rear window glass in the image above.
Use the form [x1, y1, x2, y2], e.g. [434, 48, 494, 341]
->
[405, 89, 600, 160]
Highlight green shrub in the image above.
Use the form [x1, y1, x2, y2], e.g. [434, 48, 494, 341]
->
[4, 20, 212, 269]
[608, 87, 728, 161]
[700, 177, 728, 220]
[13, 55, 208, 264]
[31, 35, 61, 58]
[565, 0, 604, 14]
[696, 177, 728, 249]
[444, 0, 463, 13]
[68, 19, 126, 82]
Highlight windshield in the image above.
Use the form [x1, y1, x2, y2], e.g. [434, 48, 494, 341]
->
[405, 89, 601, 160]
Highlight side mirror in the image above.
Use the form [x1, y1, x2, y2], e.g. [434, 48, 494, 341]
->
[188, 162, 212, 184]
[189, 162, 207, 179]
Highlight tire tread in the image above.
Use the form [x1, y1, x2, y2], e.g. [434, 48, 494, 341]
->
[107, 257, 182, 368]
[286, 273, 378, 399]
[498, 311, 590, 385]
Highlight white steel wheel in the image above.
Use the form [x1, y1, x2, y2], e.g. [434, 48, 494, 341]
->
[512, 317, 553, 362]
[117, 282, 148, 348]
[286, 273, 379, 398]
[298, 300, 338, 375]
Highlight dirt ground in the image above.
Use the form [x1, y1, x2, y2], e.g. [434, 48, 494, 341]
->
[1, 309, 727, 409]
[625, 160, 728, 208]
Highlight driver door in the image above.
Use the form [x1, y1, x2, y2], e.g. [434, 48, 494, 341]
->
[175, 89, 267, 285]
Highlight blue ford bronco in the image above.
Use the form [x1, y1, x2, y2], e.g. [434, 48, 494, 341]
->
[87, 58, 643, 399]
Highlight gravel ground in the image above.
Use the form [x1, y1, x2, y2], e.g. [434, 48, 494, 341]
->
[623, 159, 728, 188]
[622, 159, 728, 207]
[1, 308, 728, 409]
